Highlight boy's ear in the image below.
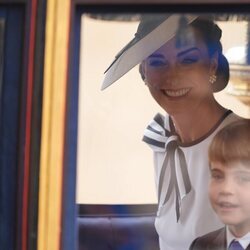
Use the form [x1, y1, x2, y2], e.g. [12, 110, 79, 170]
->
[209, 51, 219, 75]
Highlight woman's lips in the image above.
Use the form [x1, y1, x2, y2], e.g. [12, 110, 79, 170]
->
[163, 88, 191, 98]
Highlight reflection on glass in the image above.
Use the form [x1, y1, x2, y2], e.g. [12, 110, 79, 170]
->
[77, 14, 159, 205]
[76, 13, 250, 208]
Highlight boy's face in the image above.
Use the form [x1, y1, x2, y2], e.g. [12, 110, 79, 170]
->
[209, 161, 250, 236]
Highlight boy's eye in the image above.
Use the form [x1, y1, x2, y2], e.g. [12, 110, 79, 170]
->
[210, 171, 223, 181]
[236, 175, 250, 184]
[211, 174, 223, 180]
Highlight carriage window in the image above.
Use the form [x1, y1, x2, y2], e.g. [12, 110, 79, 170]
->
[76, 13, 250, 205]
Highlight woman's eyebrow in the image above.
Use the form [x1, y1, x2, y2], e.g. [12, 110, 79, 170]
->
[177, 47, 200, 57]
[148, 54, 165, 59]
[148, 47, 200, 59]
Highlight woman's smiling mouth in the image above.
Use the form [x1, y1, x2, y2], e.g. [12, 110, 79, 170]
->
[163, 88, 191, 97]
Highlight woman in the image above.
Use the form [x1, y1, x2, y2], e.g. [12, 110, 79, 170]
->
[103, 15, 242, 250]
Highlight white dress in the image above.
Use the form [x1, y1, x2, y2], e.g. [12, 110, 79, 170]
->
[143, 110, 241, 250]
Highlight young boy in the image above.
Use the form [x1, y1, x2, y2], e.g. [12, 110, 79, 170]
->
[190, 119, 250, 250]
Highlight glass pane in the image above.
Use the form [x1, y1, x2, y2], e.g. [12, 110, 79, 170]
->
[77, 14, 160, 204]
[76, 13, 250, 205]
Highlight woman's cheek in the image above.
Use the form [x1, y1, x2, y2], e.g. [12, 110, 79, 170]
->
[146, 76, 164, 89]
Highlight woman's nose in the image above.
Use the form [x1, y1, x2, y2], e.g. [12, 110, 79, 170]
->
[149, 66, 179, 89]
[164, 63, 181, 84]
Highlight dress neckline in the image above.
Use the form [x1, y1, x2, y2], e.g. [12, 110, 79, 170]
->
[168, 110, 233, 147]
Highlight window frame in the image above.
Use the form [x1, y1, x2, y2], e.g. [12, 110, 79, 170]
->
[51, 1, 250, 249]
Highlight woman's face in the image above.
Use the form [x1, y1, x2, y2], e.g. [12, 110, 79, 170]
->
[141, 27, 218, 115]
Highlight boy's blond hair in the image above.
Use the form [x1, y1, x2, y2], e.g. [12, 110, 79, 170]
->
[209, 119, 250, 165]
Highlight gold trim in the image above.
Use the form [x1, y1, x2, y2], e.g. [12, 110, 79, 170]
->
[38, 0, 70, 249]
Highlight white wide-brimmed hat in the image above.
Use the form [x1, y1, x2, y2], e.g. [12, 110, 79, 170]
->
[101, 14, 199, 90]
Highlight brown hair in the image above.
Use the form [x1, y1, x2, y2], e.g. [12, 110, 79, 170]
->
[191, 18, 229, 92]
[209, 119, 250, 165]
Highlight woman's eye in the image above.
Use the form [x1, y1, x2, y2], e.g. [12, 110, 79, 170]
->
[148, 60, 166, 67]
[180, 57, 198, 64]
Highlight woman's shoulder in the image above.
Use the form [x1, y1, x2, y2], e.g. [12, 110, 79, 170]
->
[145, 112, 171, 131]
[226, 110, 243, 121]
[219, 110, 245, 129]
